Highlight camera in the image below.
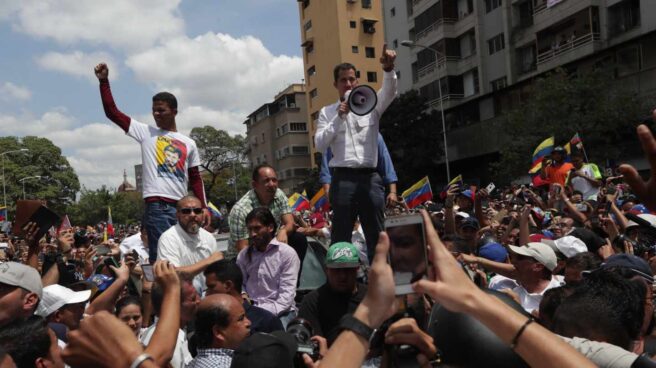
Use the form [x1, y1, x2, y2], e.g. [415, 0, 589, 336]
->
[287, 318, 321, 364]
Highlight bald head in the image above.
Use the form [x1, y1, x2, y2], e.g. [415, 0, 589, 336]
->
[195, 294, 250, 349]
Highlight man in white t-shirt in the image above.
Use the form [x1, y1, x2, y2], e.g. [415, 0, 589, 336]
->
[119, 227, 149, 264]
[95, 63, 210, 262]
[158, 196, 224, 293]
[508, 242, 564, 313]
[568, 151, 602, 200]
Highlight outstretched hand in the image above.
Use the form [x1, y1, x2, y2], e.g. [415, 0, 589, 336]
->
[620, 121, 656, 212]
[94, 63, 109, 80]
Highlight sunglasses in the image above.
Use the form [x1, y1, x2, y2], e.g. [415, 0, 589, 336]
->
[180, 207, 203, 215]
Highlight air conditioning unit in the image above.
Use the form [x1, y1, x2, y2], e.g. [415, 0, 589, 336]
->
[365, 26, 376, 34]
[289, 103, 296, 108]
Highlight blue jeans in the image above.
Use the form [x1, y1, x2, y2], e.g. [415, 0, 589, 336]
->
[143, 201, 177, 262]
[329, 169, 385, 262]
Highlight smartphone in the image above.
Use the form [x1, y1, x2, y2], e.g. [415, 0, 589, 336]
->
[485, 182, 496, 194]
[96, 245, 111, 256]
[142, 264, 155, 282]
[385, 213, 428, 295]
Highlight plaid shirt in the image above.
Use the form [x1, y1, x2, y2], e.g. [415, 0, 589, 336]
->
[227, 189, 291, 258]
[186, 348, 233, 368]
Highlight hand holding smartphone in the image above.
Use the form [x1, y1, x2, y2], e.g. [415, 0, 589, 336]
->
[385, 213, 428, 295]
[141, 264, 155, 282]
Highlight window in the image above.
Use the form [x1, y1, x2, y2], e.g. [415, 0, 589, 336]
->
[308, 65, 316, 76]
[262, 154, 267, 163]
[304, 20, 312, 31]
[616, 46, 640, 77]
[355, 70, 361, 78]
[281, 124, 289, 135]
[393, 39, 398, 48]
[292, 146, 310, 155]
[290, 122, 307, 132]
[396, 70, 401, 79]
[310, 89, 318, 98]
[352, 46, 359, 53]
[350, 21, 357, 28]
[261, 133, 265, 143]
[305, 44, 314, 55]
[276, 128, 281, 137]
[365, 47, 375, 58]
[487, 33, 505, 55]
[362, 0, 372, 8]
[609, 0, 640, 37]
[367, 71, 378, 83]
[485, 0, 501, 13]
[490, 76, 507, 91]
[391, 7, 396, 16]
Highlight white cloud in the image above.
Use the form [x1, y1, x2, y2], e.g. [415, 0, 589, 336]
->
[3, 0, 185, 51]
[36, 51, 119, 82]
[0, 82, 31, 101]
[126, 32, 304, 113]
[177, 106, 246, 137]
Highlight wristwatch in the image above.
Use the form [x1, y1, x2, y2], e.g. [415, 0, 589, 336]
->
[338, 314, 377, 344]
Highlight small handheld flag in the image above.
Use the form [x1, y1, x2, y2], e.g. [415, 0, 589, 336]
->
[288, 193, 310, 212]
[402, 176, 433, 209]
[310, 188, 329, 212]
[528, 136, 554, 174]
[208, 202, 223, 219]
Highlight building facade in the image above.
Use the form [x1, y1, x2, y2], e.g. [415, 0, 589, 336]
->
[296, 0, 388, 164]
[383, 0, 656, 184]
[244, 84, 312, 194]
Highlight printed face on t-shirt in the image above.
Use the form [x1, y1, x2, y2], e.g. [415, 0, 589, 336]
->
[156, 136, 187, 182]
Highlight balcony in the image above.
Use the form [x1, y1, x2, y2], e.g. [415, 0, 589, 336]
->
[415, 18, 457, 41]
[416, 56, 460, 81]
[536, 32, 600, 66]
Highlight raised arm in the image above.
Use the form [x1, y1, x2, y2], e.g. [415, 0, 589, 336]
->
[94, 63, 131, 133]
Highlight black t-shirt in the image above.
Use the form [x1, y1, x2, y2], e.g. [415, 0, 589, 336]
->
[243, 300, 284, 334]
[297, 283, 367, 344]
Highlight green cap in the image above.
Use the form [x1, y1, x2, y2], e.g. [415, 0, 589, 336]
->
[326, 242, 360, 268]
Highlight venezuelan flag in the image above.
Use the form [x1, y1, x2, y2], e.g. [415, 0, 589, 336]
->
[439, 174, 463, 199]
[402, 176, 433, 209]
[0, 206, 6, 222]
[208, 202, 222, 218]
[528, 136, 554, 174]
[288, 193, 310, 211]
[310, 187, 329, 211]
[570, 133, 582, 146]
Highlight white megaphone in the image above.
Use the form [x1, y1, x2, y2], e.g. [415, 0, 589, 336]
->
[343, 85, 377, 116]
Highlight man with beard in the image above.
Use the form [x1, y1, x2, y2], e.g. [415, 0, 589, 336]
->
[158, 195, 224, 294]
[236, 208, 300, 328]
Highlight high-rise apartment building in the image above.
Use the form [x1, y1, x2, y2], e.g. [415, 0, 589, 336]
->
[383, 0, 656, 183]
[297, 0, 387, 164]
[244, 84, 312, 194]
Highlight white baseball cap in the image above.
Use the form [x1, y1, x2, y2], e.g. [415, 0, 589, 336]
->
[35, 284, 91, 317]
[509, 242, 558, 271]
[541, 236, 587, 258]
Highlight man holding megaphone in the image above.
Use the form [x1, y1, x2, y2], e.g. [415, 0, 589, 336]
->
[315, 43, 397, 261]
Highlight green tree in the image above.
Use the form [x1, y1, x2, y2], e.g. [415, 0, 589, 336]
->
[190, 126, 248, 197]
[491, 67, 646, 184]
[68, 186, 143, 226]
[380, 90, 444, 190]
[0, 136, 80, 217]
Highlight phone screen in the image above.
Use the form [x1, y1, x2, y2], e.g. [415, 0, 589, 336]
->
[96, 245, 110, 256]
[486, 183, 496, 194]
[386, 216, 427, 295]
[142, 264, 155, 282]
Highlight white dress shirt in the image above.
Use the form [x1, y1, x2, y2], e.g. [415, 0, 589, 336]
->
[157, 224, 220, 294]
[512, 275, 564, 313]
[315, 70, 397, 168]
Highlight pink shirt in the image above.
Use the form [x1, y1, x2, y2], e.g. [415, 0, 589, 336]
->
[236, 239, 300, 316]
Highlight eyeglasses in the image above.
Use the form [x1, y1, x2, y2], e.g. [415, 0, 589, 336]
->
[180, 207, 203, 215]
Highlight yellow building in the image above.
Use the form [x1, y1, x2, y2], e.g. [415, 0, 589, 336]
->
[297, 0, 386, 164]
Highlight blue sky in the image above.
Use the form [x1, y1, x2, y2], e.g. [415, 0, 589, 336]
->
[0, 0, 303, 190]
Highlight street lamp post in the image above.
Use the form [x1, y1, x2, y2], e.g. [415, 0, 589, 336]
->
[19, 176, 44, 200]
[401, 40, 451, 182]
[1, 149, 29, 221]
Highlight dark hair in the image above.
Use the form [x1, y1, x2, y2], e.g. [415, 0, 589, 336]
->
[194, 304, 231, 349]
[251, 164, 276, 181]
[204, 260, 244, 293]
[553, 269, 644, 349]
[151, 274, 193, 316]
[538, 285, 574, 330]
[245, 207, 277, 230]
[333, 62, 357, 82]
[565, 252, 601, 271]
[115, 295, 144, 316]
[152, 92, 178, 109]
[0, 316, 51, 368]
[572, 190, 583, 196]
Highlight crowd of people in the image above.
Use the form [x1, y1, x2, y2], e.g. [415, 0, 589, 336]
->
[2, 45, 656, 368]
